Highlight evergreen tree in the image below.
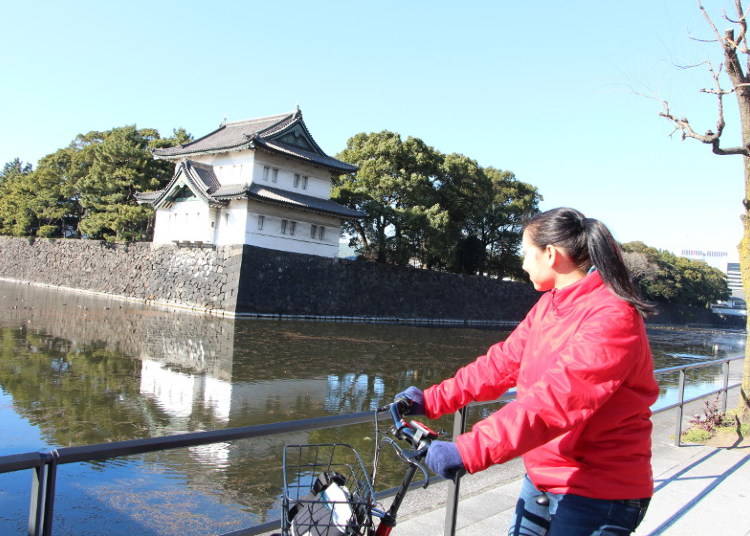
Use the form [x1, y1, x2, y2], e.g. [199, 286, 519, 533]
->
[0, 127, 191, 241]
[622, 242, 730, 308]
[335, 131, 541, 277]
[0, 158, 36, 236]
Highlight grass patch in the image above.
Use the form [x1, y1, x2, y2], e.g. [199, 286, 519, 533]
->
[680, 398, 750, 446]
[681, 428, 712, 443]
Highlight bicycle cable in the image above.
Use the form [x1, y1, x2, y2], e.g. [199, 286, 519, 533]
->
[371, 406, 381, 487]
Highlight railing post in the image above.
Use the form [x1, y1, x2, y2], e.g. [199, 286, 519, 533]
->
[28, 451, 58, 536]
[42, 455, 58, 536]
[721, 360, 730, 414]
[28, 465, 47, 536]
[674, 370, 686, 447]
[444, 407, 468, 536]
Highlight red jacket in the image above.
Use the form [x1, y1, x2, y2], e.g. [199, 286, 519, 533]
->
[423, 271, 658, 499]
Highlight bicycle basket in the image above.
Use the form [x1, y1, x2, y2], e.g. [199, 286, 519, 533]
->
[282, 443, 374, 536]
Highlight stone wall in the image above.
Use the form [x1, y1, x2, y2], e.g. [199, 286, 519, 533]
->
[0, 237, 243, 313]
[0, 237, 539, 322]
[236, 246, 538, 321]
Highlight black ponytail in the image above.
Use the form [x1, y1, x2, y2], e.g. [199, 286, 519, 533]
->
[524, 207, 654, 316]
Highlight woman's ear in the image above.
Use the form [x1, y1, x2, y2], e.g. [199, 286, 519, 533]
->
[544, 244, 557, 267]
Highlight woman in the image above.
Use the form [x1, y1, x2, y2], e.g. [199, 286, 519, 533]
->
[396, 207, 658, 535]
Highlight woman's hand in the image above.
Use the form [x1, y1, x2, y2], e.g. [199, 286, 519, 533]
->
[426, 440, 466, 479]
[393, 386, 425, 415]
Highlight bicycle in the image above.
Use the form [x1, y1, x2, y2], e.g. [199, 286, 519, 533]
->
[279, 399, 440, 536]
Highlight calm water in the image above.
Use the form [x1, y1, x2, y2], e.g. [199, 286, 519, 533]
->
[0, 281, 744, 535]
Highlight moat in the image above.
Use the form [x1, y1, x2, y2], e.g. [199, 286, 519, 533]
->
[0, 281, 744, 535]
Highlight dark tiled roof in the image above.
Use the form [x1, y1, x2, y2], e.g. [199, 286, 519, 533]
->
[254, 140, 357, 173]
[189, 161, 220, 193]
[212, 184, 248, 199]
[153, 112, 292, 157]
[136, 159, 222, 207]
[152, 109, 357, 173]
[247, 184, 364, 219]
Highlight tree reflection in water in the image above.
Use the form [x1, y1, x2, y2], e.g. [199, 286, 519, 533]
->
[0, 281, 744, 535]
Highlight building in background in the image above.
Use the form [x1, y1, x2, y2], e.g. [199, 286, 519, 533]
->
[679, 248, 730, 273]
[137, 109, 362, 258]
[726, 262, 743, 300]
[676, 247, 744, 308]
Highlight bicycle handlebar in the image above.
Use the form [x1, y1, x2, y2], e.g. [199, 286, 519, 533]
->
[379, 399, 435, 453]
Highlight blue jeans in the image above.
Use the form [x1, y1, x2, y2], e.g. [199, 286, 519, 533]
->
[508, 476, 649, 536]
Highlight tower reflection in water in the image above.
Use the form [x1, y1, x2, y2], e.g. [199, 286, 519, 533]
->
[0, 281, 744, 535]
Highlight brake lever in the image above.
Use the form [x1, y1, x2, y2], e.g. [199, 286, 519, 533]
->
[382, 437, 430, 489]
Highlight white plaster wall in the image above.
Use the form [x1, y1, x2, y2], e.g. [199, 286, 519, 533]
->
[245, 201, 341, 257]
[252, 152, 332, 200]
[153, 209, 171, 244]
[214, 199, 249, 246]
[190, 150, 255, 186]
[152, 198, 213, 244]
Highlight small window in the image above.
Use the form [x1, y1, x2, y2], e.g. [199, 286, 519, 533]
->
[311, 224, 317, 238]
[302, 175, 308, 190]
[281, 219, 297, 236]
[271, 167, 279, 183]
[318, 226, 325, 241]
[263, 166, 270, 181]
[294, 173, 301, 188]
[224, 213, 230, 224]
[257, 215, 264, 231]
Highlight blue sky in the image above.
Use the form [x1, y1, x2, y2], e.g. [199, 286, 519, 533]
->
[1, 1, 743, 260]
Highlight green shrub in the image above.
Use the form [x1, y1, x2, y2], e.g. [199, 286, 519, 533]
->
[37, 225, 58, 237]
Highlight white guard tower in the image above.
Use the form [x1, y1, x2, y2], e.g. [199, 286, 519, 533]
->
[137, 109, 361, 258]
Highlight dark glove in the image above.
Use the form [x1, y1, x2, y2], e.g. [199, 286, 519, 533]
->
[393, 386, 425, 416]
[426, 440, 465, 479]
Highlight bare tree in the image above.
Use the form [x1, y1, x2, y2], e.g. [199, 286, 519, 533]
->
[659, 0, 750, 415]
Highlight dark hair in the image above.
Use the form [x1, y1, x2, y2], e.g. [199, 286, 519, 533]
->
[523, 207, 654, 316]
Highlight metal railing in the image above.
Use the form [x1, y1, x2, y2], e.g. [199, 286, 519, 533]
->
[0, 355, 743, 536]
[653, 356, 744, 445]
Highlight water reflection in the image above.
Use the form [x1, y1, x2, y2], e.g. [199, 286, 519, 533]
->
[0, 281, 745, 535]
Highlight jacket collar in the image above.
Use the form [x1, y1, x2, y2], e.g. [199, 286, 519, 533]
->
[548, 270, 604, 313]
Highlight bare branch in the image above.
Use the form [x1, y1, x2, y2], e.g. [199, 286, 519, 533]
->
[674, 60, 711, 70]
[734, 0, 750, 66]
[700, 87, 735, 94]
[688, 33, 719, 44]
[700, 1, 749, 84]
[659, 100, 715, 143]
[659, 89, 750, 157]
[712, 144, 750, 155]
[653, 2, 750, 158]
[733, 0, 749, 53]
[702, 1, 748, 52]
[699, 0, 726, 43]
[659, 102, 749, 155]
[724, 12, 741, 24]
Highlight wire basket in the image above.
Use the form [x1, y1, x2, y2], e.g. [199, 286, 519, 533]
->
[282, 443, 375, 536]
